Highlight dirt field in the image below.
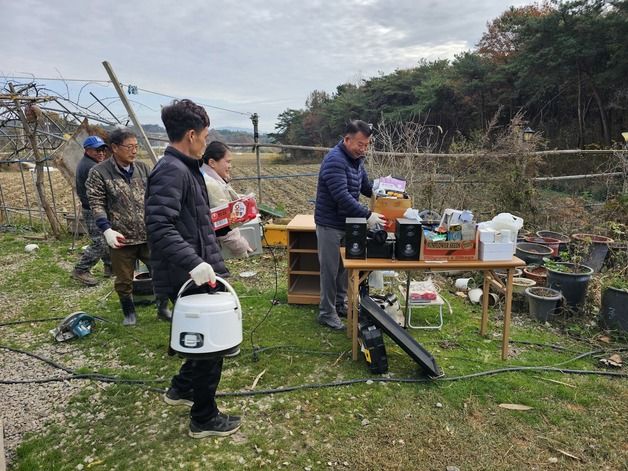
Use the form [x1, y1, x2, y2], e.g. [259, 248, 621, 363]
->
[0, 153, 321, 223]
[0, 151, 611, 233]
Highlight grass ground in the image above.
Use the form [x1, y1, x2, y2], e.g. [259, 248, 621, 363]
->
[0, 230, 626, 471]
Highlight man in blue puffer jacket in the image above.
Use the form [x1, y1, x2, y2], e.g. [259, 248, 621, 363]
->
[314, 120, 386, 330]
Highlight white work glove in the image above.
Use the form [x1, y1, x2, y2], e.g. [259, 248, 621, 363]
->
[367, 212, 386, 229]
[190, 262, 217, 287]
[103, 228, 126, 248]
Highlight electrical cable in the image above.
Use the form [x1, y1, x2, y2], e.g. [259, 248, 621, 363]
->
[1, 344, 626, 398]
[0, 317, 65, 327]
[2, 74, 252, 117]
[248, 222, 280, 361]
[0, 315, 110, 328]
[1, 365, 625, 395]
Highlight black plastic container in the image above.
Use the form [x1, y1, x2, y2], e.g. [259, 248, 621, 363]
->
[546, 262, 593, 312]
[525, 286, 562, 322]
[133, 272, 154, 296]
[599, 287, 628, 332]
[571, 233, 614, 273]
[516, 242, 553, 265]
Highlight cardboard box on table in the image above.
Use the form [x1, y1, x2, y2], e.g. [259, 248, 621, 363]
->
[420, 232, 479, 261]
[369, 195, 412, 232]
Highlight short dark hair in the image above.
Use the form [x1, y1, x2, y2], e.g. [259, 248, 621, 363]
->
[109, 129, 137, 146]
[202, 141, 230, 165]
[344, 120, 372, 137]
[161, 99, 210, 142]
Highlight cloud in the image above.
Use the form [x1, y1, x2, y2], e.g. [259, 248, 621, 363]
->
[0, 0, 532, 130]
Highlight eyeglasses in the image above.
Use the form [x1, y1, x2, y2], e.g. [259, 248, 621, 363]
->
[94, 148, 107, 153]
[116, 144, 139, 151]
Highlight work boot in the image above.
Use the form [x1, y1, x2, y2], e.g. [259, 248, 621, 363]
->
[71, 269, 98, 287]
[119, 296, 137, 326]
[103, 264, 113, 278]
[156, 297, 172, 322]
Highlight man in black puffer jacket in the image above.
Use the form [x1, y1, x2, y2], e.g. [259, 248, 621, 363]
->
[145, 99, 241, 438]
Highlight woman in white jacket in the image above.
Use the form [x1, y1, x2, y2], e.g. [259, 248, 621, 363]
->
[201, 141, 252, 258]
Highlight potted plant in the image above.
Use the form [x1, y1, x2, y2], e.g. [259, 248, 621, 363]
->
[599, 276, 628, 332]
[515, 242, 553, 265]
[571, 233, 614, 272]
[513, 277, 536, 294]
[544, 258, 593, 313]
[523, 264, 547, 286]
[536, 230, 570, 253]
[525, 286, 562, 322]
[525, 236, 560, 257]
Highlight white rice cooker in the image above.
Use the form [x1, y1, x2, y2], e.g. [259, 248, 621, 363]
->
[170, 277, 242, 358]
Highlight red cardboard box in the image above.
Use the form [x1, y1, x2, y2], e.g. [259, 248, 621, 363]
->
[420, 233, 479, 261]
[210, 194, 258, 230]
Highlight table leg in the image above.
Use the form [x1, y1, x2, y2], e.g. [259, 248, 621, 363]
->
[502, 268, 514, 360]
[346, 270, 354, 340]
[404, 271, 411, 328]
[347, 269, 360, 361]
[480, 270, 490, 336]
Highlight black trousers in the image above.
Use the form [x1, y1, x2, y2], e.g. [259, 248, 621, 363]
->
[170, 357, 223, 424]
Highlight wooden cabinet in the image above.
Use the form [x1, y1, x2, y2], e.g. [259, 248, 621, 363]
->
[287, 214, 320, 304]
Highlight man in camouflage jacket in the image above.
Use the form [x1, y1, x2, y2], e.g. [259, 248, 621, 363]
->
[86, 129, 156, 325]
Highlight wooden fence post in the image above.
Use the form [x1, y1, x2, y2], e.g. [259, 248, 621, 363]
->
[8, 83, 62, 238]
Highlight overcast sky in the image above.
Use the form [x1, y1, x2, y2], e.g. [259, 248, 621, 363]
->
[1, 0, 531, 132]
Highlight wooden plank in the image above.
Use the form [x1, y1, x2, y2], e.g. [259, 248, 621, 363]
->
[286, 214, 316, 231]
[342, 250, 525, 270]
[480, 272, 491, 336]
[502, 269, 515, 360]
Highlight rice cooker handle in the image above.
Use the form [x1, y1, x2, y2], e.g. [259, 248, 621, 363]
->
[175, 279, 197, 300]
[175, 277, 242, 320]
[214, 276, 242, 320]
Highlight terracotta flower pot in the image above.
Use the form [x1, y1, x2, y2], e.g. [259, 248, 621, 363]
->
[523, 265, 547, 286]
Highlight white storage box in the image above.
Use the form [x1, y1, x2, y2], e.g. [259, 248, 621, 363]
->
[479, 228, 496, 243]
[220, 216, 263, 260]
[479, 241, 514, 261]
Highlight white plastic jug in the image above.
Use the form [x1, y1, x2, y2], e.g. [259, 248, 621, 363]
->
[490, 213, 523, 249]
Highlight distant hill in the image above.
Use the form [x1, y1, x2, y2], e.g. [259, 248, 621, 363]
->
[128, 124, 271, 146]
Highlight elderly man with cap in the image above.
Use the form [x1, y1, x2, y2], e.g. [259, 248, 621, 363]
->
[71, 135, 112, 286]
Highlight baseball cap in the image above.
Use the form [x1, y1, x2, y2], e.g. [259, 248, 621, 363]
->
[83, 136, 107, 149]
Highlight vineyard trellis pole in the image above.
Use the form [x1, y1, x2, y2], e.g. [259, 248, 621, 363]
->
[7, 83, 62, 237]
